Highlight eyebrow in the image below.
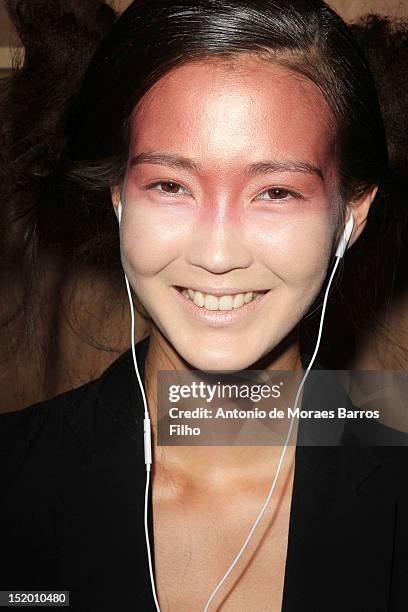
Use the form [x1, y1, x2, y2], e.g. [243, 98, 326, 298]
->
[130, 152, 324, 180]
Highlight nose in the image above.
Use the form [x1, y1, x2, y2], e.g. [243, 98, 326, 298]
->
[185, 205, 253, 274]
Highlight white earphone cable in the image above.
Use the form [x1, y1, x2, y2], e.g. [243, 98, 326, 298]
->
[124, 272, 161, 612]
[121, 197, 350, 611]
[202, 252, 341, 611]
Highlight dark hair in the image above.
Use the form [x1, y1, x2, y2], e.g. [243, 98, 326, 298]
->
[1, 1, 406, 389]
[60, 0, 391, 365]
[64, 0, 387, 258]
[0, 0, 119, 394]
[339, 14, 408, 368]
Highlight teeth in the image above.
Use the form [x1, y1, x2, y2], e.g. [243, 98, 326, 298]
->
[219, 295, 233, 310]
[193, 291, 205, 307]
[233, 293, 244, 308]
[181, 288, 266, 310]
[204, 294, 219, 310]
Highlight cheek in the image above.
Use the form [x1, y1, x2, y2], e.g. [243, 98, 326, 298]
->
[247, 208, 335, 284]
[120, 202, 191, 276]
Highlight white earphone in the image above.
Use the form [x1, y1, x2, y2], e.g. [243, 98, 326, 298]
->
[335, 212, 355, 258]
[117, 199, 354, 611]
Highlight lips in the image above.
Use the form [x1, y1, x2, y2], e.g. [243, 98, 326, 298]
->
[171, 284, 270, 327]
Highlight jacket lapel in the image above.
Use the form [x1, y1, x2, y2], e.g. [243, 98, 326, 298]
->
[62, 338, 156, 609]
[66, 337, 398, 611]
[281, 443, 396, 611]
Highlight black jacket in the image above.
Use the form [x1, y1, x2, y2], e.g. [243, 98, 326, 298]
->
[0, 335, 407, 611]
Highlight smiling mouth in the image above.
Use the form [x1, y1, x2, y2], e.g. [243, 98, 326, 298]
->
[174, 286, 268, 311]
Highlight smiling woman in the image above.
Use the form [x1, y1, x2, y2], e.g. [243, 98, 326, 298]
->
[0, 1, 407, 611]
[118, 57, 341, 371]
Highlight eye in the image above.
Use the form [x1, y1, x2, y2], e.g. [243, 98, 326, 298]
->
[146, 181, 190, 196]
[256, 187, 301, 201]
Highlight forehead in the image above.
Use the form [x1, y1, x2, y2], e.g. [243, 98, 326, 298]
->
[131, 54, 335, 170]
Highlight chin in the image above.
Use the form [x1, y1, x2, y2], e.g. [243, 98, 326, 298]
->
[171, 338, 266, 372]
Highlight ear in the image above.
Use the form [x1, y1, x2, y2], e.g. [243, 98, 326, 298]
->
[345, 184, 379, 249]
[111, 186, 121, 222]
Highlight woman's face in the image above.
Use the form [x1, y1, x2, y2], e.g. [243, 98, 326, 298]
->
[119, 55, 340, 371]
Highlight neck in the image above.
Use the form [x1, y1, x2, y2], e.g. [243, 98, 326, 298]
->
[144, 325, 302, 490]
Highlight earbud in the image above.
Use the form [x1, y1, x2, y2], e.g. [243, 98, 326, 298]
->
[335, 212, 355, 258]
[117, 200, 122, 225]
